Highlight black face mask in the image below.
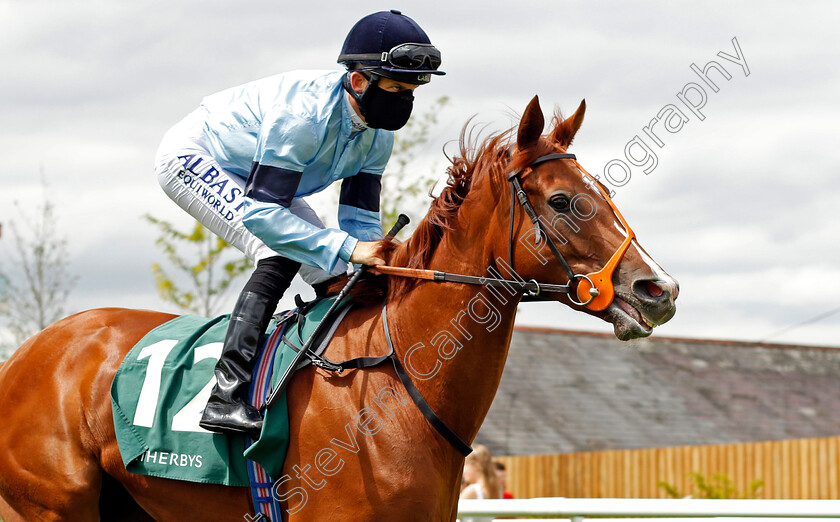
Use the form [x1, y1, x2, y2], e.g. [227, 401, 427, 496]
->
[345, 74, 414, 131]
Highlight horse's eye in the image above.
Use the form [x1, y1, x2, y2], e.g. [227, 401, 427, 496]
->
[549, 194, 570, 212]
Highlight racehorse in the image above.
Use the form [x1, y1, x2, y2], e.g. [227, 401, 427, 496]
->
[0, 96, 677, 521]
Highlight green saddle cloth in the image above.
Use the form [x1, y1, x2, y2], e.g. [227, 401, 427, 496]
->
[110, 314, 250, 485]
[110, 297, 347, 485]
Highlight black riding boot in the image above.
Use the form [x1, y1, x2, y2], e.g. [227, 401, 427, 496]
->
[199, 256, 300, 437]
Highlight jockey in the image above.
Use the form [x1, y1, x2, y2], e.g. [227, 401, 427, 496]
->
[154, 10, 445, 436]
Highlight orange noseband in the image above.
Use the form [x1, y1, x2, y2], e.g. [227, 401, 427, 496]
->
[571, 162, 635, 311]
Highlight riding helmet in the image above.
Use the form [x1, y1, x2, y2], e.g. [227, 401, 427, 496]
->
[338, 9, 445, 85]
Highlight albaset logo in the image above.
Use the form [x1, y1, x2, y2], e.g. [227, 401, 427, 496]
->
[177, 154, 247, 221]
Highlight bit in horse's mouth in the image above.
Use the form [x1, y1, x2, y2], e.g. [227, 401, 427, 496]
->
[613, 297, 653, 332]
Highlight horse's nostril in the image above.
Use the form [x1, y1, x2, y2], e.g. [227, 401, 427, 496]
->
[644, 280, 664, 298]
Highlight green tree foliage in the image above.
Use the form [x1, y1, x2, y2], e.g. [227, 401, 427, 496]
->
[380, 95, 450, 232]
[144, 216, 250, 317]
[658, 472, 764, 499]
[0, 192, 77, 352]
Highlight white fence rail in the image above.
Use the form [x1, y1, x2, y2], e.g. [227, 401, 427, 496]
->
[457, 498, 840, 521]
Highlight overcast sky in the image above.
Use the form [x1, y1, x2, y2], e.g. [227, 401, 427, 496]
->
[1, 1, 838, 348]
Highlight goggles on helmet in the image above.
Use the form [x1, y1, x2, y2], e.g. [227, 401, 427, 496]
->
[340, 43, 442, 72]
[385, 43, 441, 70]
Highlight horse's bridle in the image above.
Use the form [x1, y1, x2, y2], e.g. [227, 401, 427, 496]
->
[372, 150, 637, 312]
[506, 151, 636, 311]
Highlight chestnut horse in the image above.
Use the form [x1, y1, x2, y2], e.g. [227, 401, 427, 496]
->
[0, 96, 677, 521]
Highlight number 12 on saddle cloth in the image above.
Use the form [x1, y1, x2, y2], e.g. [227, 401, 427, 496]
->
[110, 297, 350, 485]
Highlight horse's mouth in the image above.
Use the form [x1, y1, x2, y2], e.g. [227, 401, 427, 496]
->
[604, 296, 654, 340]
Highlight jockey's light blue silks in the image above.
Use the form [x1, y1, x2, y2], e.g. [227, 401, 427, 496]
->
[156, 69, 393, 274]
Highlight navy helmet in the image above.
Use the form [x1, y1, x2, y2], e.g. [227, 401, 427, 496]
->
[338, 9, 445, 85]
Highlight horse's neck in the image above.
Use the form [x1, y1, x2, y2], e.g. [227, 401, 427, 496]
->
[388, 234, 519, 444]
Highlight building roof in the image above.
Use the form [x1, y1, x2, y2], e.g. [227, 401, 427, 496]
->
[476, 327, 840, 456]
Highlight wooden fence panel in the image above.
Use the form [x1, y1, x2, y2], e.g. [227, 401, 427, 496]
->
[497, 435, 840, 499]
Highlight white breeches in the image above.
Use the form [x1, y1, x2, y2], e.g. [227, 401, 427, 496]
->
[154, 110, 346, 285]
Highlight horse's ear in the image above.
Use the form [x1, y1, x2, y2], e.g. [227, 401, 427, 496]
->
[551, 99, 586, 148]
[517, 95, 545, 150]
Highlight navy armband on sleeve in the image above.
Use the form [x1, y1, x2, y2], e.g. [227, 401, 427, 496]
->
[245, 163, 303, 208]
[339, 172, 382, 212]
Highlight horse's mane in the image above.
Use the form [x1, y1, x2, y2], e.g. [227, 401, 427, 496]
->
[322, 111, 568, 303]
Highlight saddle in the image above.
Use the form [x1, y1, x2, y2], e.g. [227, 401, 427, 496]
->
[277, 294, 355, 375]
